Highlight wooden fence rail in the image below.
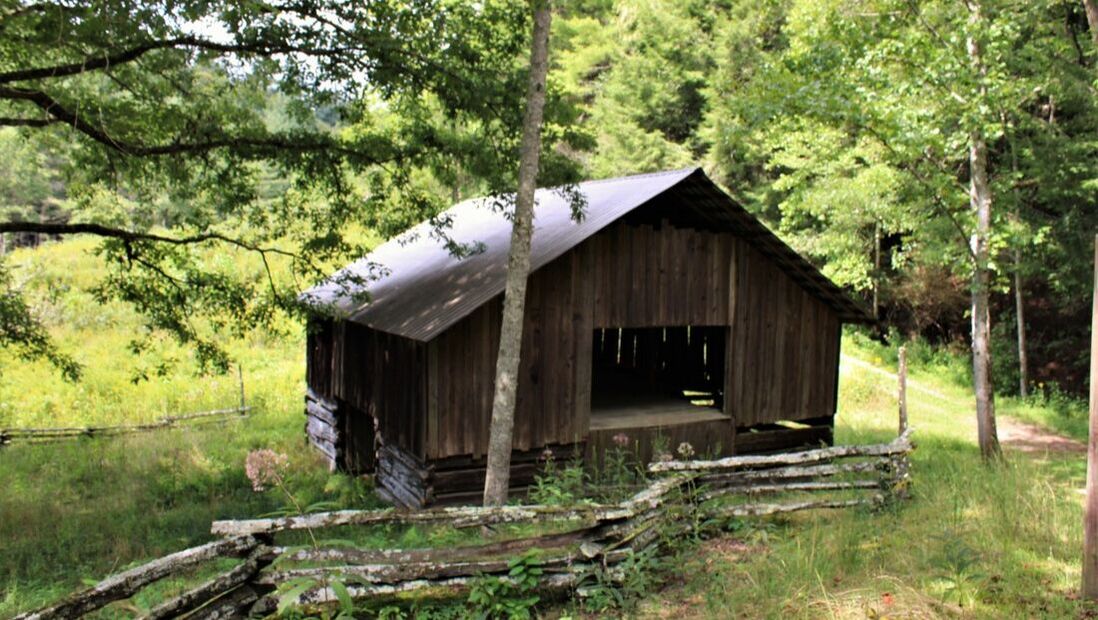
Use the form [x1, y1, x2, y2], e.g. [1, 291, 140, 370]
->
[1, 367, 249, 448]
[15, 430, 914, 619]
[0, 406, 251, 447]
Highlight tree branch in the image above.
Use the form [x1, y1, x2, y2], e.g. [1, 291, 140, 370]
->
[0, 222, 296, 259]
[0, 84, 401, 161]
[0, 36, 389, 85]
[0, 116, 58, 127]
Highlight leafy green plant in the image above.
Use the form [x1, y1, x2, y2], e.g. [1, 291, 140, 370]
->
[466, 550, 544, 619]
[577, 545, 662, 614]
[930, 530, 986, 607]
[529, 451, 587, 505]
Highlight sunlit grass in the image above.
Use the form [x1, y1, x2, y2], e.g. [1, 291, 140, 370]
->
[642, 330, 1092, 619]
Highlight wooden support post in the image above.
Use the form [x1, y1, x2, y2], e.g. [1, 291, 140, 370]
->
[898, 345, 908, 436]
[238, 365, 246, 413]
[1084, 234, 1098, 599]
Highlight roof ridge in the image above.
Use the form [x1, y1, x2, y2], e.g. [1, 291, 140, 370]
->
[547, 166, 699, 191]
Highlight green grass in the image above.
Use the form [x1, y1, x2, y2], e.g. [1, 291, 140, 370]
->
[1, 238, 1095, 618]
[0, 238, 379, 617]
[640, 333, 1093, 619]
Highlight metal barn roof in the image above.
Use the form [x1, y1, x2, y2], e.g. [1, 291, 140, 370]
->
[303, 168, 872, 341]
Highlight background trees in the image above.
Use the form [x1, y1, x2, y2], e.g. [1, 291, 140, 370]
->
[0, 0, 587, 375]
[2, 0, 1097, 417]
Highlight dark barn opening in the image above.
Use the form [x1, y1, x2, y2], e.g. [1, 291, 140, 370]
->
[588, 326, 732, 465]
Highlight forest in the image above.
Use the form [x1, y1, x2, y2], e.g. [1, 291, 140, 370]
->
[1, 0, 1097, 618]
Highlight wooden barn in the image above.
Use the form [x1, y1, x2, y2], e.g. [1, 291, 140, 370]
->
[302, 168, 872, 507]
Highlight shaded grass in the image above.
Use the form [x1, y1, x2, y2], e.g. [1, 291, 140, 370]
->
[640, 333, 1093, 619]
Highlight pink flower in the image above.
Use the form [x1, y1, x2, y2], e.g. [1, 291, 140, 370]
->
[676, 442, 695, 459]
[540, 447, 555, 462]
[612, 433, 630, 448]
[245, 449, 288, 492]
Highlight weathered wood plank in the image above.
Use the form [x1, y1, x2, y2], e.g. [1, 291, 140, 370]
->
[141, 552, 262, 620]
[14, 536, 258, 620]
[210, 504, 619, 537]
[650, 431, 912, 473]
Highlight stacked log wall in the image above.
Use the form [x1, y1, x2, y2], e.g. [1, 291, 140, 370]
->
[377, 440, 581, 508]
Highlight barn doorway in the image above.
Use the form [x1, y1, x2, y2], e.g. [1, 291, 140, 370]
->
[589, 326, 730, 451]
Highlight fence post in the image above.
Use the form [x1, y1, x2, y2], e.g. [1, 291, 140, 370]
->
[238, 365, 247, 414]
[897, 345, 908, 436]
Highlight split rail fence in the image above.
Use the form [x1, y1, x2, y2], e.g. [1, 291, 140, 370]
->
[15, 430, 913, 619]
[0, 370, 249, 448]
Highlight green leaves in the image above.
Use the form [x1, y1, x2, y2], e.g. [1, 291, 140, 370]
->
[0, 0, 592, 376]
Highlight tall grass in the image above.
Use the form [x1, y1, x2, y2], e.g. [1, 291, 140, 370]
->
[0, 238, 372, 617]
[644, 330, 1090, 618]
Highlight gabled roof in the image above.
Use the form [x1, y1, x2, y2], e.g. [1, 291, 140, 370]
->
[303, 168, 872, 341]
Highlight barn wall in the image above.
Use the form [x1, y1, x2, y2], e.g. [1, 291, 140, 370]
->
[726, 241, 842, 427]
[424, 221, 842, 460]
[427, 244, 594, 459]
[305, 318, 428, 463]
[587, 221, 732, 328]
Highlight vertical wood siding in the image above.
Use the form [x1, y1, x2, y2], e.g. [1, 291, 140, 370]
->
[725, 241, 841, 427]
[589, 222, 732, 328]
[312, 219, 844, 465]
[305, 318, 428, 460]
[428, 244, 594, 459]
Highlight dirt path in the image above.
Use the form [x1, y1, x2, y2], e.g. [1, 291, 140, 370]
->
[998, 416, 1085, 454]
[841, 354, 1085, 455]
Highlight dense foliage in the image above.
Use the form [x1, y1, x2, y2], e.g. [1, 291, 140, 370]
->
[0, 0, 589, 375]
[550, 0, 1098, 396]
[1, 0, 1096, 397]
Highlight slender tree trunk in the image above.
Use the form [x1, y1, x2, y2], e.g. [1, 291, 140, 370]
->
[1085, 0, 1098, 49]
[1083, 235, 1098, 599]
[967, 1, 1002, 462]
[873, 221, 881, 321]
[482, 2, 552, 507]
[1014, 248, 1029, 398]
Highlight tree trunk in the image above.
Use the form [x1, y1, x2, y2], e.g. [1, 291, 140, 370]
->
[967, 1, 1002, 462]
[1085, 0, 1098, 49]
[1084, 234, 1098, 599]
[873, 221, 881, 321]
[1014, 248, 1029, 398]
[482, 2, 553, 507]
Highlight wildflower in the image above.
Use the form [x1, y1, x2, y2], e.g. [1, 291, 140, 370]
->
[658, 452, 674, 463]
[540, 447, 555, 462]
[612, 433, 630, 448]
[676, 442, 695, 459]
[245, 449, 288, 492]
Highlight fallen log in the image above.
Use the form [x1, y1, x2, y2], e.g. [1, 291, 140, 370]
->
[700, 479, 882, 502]
[266, 527, 593, 566]
[183, 584, 262, 620]
[699, 460, 883, 486]
[707, 496, 884, 518]
[256, 551, 580, 586]
[278, 571, 582, 609]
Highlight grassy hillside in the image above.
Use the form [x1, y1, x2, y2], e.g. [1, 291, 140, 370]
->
[0, 238, 1093, 618]
[0, 238, 380, 616]
[643, 337, 1091, 619]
